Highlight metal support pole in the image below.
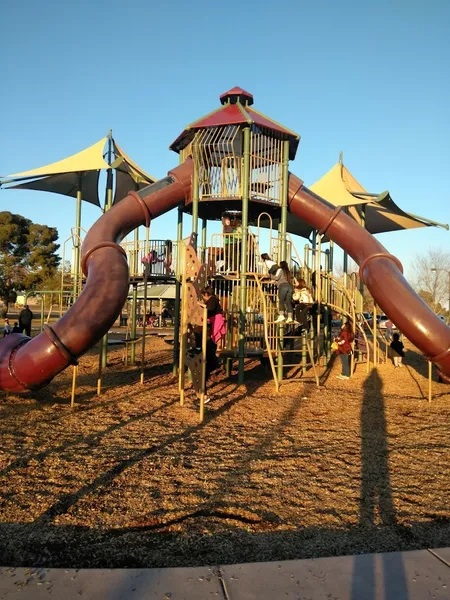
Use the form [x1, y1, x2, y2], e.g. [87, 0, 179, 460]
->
[238, 126, 251, 384]
[276, 140, 290, 382]
[130, 284, 138, 364]
[201, 217, 207, 263]
[71, 365, 77, 408]
[133, 227, 139, 277]
[199, 305, 208, 422]
[100, 132, 114, 370]
[40, 297, 44, 332]
[428, 361, 432, 403]
[343, 209, 349, 287]
[373, 303, 378, 367]
[140, 224, 150, 384]
[279, 140, 289, 263]
[191, 157, 199, 249]
[173, 207, 183, 376]
[73, 175, 82, 300]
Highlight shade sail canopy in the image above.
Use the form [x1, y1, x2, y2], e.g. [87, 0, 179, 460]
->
[2, 137, 111, 207]
[7, 137, 110, 178]
[309, 161, 448, 234]
[112, 142, 156, 204]
[8, 171, 101, 207]
[1, 136, 157, 209]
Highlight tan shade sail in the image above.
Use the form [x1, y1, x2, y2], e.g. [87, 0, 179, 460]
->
[6, 137, 110, 178]
[112, 142, 156, 204]
[309, 161, 448, 234]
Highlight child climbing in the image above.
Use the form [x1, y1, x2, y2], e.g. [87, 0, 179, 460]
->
[271, 261, 295, 324]
[390, 332, 405, 367]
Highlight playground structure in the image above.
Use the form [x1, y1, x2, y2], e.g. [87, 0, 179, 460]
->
[1, 87, 450, 408]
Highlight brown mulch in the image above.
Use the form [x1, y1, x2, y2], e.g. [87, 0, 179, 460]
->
[0, 337, 449, 568]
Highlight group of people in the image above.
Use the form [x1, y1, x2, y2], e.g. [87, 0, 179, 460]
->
[2, 306, 34, 338]
[334, 320, 405, 380]
[142, 240, 173, 276]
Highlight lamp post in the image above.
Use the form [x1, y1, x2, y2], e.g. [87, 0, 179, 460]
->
[431, 267, 450, 324]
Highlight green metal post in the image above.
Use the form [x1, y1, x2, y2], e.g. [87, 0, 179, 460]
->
[238, 126, 251, 384]
[324, 248, 331, 361]
[100, 131, 113, 369]
[173, 206, 183, 375]
[201, 217, 207, 263]
[73, 175, 82, 300]
[279, 140, 289, 262]
[302, 330, 307, 374]
[191, 157, 199, 249]
[133, 227, 139, 276]
[277, 140, 290, 381]
[359, 206, 366, 312]
[130, 284, 138, 364]
[40, 297, 44, 332]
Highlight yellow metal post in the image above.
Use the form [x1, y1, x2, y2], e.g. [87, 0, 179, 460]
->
[199, 305, 208, 422]
[373, 304, 378, 367]
[428, 361, 432, 403]
[173, 207, 183, 376]
[238, 126, 251, 384]
[179, 245, 187, 405]
[71, 365, 77, 408]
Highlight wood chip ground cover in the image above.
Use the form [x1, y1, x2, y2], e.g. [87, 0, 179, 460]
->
[0, 338, 449, 568]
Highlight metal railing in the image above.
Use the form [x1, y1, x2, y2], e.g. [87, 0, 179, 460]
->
[208, 232, 261, 276]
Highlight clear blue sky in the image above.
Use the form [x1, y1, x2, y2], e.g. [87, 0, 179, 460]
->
[1, 0, 449, 278]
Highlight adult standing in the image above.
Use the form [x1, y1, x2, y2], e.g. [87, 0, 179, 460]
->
[19, 305, 33, 337]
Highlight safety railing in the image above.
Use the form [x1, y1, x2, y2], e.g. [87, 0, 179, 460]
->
[208, 232, 261, 276]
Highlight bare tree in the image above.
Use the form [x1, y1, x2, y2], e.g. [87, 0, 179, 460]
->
[412, 248, 450, 314]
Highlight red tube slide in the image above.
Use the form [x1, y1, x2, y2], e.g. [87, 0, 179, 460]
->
[288, 173, 450, 382]
[0, 159, 193, 392]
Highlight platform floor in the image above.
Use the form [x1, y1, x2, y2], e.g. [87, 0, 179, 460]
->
[1, 547, 450, 599]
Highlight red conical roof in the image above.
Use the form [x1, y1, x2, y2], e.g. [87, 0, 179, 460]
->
[170, 88, 300, 160]
[219, 86, 254, 106]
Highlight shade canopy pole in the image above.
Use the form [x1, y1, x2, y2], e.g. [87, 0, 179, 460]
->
[100, 131, 114, 371]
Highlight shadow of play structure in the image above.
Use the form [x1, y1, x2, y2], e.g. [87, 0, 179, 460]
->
[1, 87, 449, 412]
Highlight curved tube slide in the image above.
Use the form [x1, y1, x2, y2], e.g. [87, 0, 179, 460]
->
[288, 173, 450, 382]
[0, 159, 193, 392]
[0, 159, 449, 391]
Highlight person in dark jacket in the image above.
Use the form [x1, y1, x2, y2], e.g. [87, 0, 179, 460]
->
[390, 333, 405, 367]
[335, 320, 354, 380]
[18, 305, 33, 337]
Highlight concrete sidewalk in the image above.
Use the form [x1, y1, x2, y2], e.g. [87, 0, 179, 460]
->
[1, 548, 450, 599]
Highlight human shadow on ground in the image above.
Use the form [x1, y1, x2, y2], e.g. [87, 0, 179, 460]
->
[351, 368, 408, 600]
